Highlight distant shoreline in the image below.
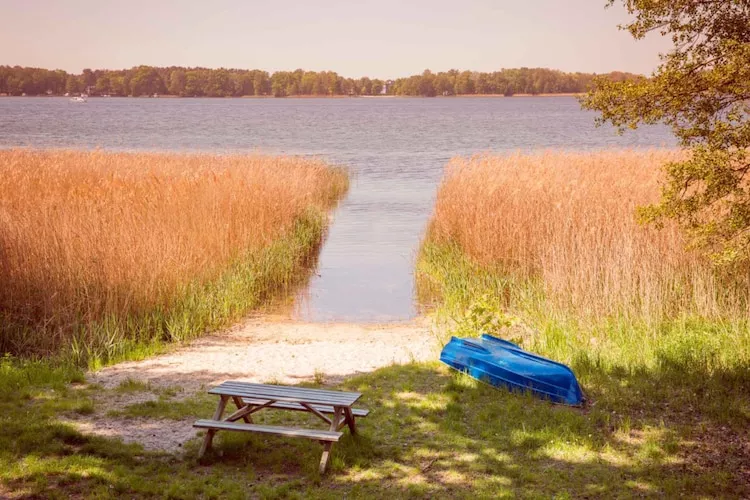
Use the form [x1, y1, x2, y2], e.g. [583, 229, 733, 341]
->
[0, 93, 583, 99]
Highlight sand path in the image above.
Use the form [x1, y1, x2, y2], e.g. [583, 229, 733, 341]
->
[67, 316, 439, 452]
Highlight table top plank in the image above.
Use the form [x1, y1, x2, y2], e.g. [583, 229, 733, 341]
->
[215, 381, 360, 398]
[213, 384, 358, 403]
[209, 388, 358, 406]
[219, 381, 360, 398]
[209, 381, 361, 407]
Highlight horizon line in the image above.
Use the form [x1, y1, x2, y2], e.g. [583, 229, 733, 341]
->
[1, 63, 649, 80]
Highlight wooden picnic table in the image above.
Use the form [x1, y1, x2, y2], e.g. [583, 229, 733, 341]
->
[194, 381, 369, 473]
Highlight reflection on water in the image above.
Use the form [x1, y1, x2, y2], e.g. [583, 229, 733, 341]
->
[0, 96, 675, 322]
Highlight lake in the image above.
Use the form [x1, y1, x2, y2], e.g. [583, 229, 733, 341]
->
[0, 96, 675, 322]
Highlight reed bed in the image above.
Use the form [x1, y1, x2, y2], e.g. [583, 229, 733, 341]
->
[0, 149, 348, 360]
[424, 150, 750, 322]
[419, 150, 750, 431]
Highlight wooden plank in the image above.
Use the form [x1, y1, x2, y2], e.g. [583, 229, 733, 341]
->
[212, 384, 357, 401]
[329, 406, 342, 432]
[210, 386, 360, 406]
[344, 407, 357, 435]
[218, 382, 360, 399]
[212, 382, 361, 405]
[300, 402, 332, 425]
[225, 404, 254, 424]
[219, 381, 360, 399]
[213, 385, 361, 405]
[231, 396, 251, 423]
[246, 399, 278, 416]
[198, 395, 228, 458]
[320, 404, 343, 472]
[193, 420, 342, 442]
[241, 398, 369, 417]
[320, 442, 333, 474]
[210, 390, 358, 407]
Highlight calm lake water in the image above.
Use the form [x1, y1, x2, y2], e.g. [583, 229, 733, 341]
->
[0, 96, 675, 322]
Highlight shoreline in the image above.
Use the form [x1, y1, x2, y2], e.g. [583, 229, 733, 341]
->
[0, 93, 583, 99]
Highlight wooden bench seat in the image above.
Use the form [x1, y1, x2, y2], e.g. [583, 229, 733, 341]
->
[194, 419, 342, 442]
[241, 398, 370, 417]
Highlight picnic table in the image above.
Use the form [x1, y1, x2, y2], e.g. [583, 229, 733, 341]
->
[194, 381, 368, 473]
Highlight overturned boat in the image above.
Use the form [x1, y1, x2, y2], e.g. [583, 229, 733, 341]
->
[440, 334, 584, 405]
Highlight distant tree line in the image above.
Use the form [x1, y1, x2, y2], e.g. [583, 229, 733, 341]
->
[0, 65, 640, 97]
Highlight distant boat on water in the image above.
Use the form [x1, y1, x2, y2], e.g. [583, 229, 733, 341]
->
[70, 94, 87, 103]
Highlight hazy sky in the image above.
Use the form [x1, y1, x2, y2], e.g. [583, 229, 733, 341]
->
[0, 0, 670, 77]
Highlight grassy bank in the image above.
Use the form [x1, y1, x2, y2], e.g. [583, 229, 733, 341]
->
[3, 357, 745, 498]
[416, 150, 750, 494]
[0, 150, 348, 365]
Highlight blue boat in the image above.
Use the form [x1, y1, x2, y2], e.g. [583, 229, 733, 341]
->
[440, 334, 584, 405]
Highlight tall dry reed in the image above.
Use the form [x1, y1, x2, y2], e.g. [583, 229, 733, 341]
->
[0, 150, 347, 356]
[427, 150, 749, 321]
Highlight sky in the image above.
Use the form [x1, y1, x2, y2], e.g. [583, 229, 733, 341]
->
[0, 0, 671, 77]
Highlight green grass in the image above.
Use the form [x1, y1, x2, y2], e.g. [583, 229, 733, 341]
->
[417, 243, 750, 421]
[115, 378, 153, 393]
[415, 241, 750, 494]
[3, 356, 747, 498]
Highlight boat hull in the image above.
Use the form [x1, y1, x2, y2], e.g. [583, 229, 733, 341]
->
[440, 334, 584, 405]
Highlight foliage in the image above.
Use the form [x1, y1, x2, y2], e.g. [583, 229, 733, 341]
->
[0, 64, 639, 98]
[453, 294, 516, 339]
[581, 1, 750, 264]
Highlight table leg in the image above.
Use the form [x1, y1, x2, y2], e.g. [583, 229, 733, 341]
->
[319, 442, 333, 474]
[329, 406, 342, 432]
[319, 406, 343, 473]
[198, 395, 228, 459]
[344, 407, 357, 435]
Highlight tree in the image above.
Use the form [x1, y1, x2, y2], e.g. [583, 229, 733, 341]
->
[110, 75, 126, 96]
[324, 71, 340, 95]
[94, 75, 111, 95]
[81, 68, 96, 88]
[434, 73, 452, 95]
[271, 76, 287, 97]
[418, 69, 436, 97]
[168, 69, 186, 96]
[233, 73, 253, 96]
[455, 71, 474, 95]
[253, 71, 269, 96]
[0, 65, 638, 98]
[65, 75, 81, 94]
[184, 71, 205, 96]
[581, 1, 750, 265]
[130, 66, 166, 96]
[206, 69, 232, 97]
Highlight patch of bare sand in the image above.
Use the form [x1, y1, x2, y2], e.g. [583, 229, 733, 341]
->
[60, 416, 197, 453]
[68, 316, 438, 453]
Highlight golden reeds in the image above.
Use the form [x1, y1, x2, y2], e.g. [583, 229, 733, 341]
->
[0, 150, 347, 356]
[427, 150, 749, 320]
